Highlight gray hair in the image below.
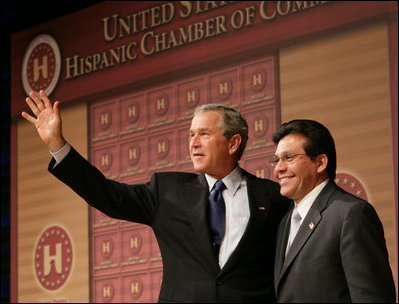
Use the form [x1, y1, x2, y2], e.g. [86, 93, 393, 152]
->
[194, 104, 248, 160]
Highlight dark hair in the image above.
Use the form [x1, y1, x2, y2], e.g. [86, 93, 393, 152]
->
[272, 119, 336, 179]
[194, 104, 248, 160]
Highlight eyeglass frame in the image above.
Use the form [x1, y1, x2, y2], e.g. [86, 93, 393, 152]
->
[269, 153, 310, 168]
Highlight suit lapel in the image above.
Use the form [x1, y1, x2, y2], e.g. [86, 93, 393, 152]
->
[183, 173, 220, 273]
[277, 180, 337, 281]
[220, 171, 273, 274]
[281, 208, 321, 273]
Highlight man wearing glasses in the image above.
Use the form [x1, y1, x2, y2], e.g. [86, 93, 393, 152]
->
[271, 119, 395, 302]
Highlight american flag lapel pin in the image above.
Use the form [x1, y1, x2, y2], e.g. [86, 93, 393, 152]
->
[308, 222, 314, 229]
[259, 206, 266, 211]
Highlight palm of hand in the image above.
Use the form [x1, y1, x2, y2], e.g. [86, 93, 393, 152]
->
[35, 107, 60, 145]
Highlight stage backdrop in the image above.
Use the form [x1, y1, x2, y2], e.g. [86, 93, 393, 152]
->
[11, 2, 397, 302]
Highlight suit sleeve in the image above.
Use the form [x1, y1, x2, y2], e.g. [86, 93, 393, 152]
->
[340, 201, 396, 302]
[48, 146, 158, 226]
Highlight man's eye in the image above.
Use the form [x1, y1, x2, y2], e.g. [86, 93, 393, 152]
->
[286, 155, 294, 161]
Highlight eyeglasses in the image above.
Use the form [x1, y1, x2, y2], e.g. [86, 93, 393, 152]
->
[269, 153, 308, 168]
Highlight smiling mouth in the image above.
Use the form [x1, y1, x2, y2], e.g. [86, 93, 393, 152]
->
[279, 177, 293, 184]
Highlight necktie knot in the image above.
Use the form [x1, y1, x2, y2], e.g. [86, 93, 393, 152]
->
[291, 207, 301, 222]
[213, 180, 226, 192]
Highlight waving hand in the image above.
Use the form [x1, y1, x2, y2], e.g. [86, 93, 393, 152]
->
[21, 90, 66, 151]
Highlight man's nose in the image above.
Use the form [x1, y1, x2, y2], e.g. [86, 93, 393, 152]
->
[190, 134, 200, 147]
[274, 159, 287, 171]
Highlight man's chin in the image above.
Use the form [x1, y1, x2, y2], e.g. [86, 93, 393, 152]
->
[280, 188, 293, 199]
[193, 164, 208, 174]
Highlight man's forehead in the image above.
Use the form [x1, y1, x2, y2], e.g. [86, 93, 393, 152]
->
[275, 134, 306, 151]
[189, 125, 218, 133]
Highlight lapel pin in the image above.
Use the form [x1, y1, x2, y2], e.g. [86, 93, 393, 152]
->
[259, 207, 266, 211]
[308, 222, 314, 229]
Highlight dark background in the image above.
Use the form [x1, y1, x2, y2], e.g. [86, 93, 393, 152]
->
[1, 2, 102, 302]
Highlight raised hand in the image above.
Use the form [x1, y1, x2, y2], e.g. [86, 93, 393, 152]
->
[21, 90, 66, 152]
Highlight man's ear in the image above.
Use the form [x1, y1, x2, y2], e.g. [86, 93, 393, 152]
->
[316, 154, 328, 174]
[229, 134, 242, 155]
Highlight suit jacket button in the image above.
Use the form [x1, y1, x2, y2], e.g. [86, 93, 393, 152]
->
[216, 280, 224, 286]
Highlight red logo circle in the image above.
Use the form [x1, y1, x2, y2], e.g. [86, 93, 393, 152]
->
[99, 151, 113, 172]
[129, 232, 143, 255]
[99, 109, 112, 130]
[185, 86, 200, 107]
[127, 144, 141, 166]
[253, 116, 268, 138]
[22, 34, 61, 96]
[34, 225, 73, 291]
[26, 43, 56, 91]
[101, 282, 115, 302]
[155, 94, 169, 116]
[101, 238, 114, 259]
[156, 137, 170, 159]
[129, 277, 143, 299]
[217, 78, 233, 100]
[250, 69, 267, 92]
[335, 172, 368, 201]
[127, 102, 140, 124]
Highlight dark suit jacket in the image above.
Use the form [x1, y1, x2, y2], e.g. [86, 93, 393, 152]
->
[274, 180, 396, 303]
[49, 147, 291, 302]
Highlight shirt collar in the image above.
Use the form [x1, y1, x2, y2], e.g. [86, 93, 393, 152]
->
[295, 179, 329, 219]
[205, 166, 243, 195]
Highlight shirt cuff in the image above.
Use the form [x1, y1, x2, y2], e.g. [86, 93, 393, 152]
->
[50, 142, 71, 164]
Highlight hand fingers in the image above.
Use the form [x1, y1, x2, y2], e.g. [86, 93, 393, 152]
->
[21, 111, 36, 125]
[29, 91, 45, 111]
[54, 101, 60, 117]
[25, 96, 41, 117]
[39, 90, 53, 109]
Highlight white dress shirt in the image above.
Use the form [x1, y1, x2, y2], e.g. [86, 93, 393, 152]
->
[294, 179, 329, 226]
[50, 141, 71, 164]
